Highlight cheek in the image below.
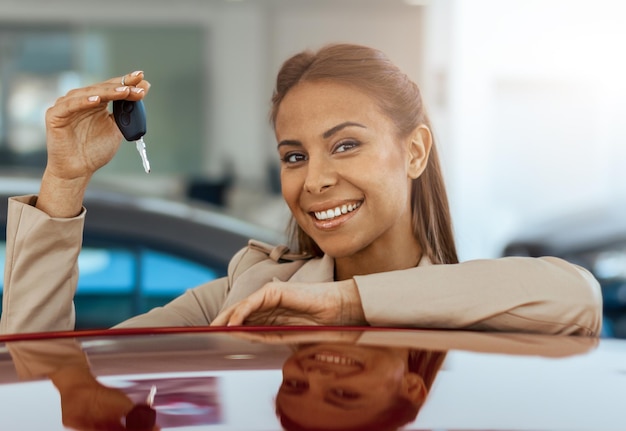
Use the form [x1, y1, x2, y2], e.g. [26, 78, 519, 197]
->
[280, 169, 303, 210]
[282, 357, 300, 375]
[365, 156, 411, 201]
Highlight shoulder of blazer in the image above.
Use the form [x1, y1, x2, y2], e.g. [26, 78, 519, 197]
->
[227, 239, 314, 285]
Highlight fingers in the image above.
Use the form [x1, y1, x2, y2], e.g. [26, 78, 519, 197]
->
[70, 70, 149, 105]
[88, 75, 148, 105]
[111, 70, 151, 98]
[50, 81, 146, 116]
[211, 301, 254, 327]
[210, 307, 232, 326]
[211, 288, 281, 327]
[46, 71, 150, 126]
[229, 330, 362, 345]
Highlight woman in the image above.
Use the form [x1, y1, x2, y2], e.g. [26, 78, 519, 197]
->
[276, 343, 445, 431]
[0, 43, 602, 335]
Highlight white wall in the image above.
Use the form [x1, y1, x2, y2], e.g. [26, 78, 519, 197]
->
[0, 0, 424, 185]
[2, 0, 624, 259]
[424, 0, 626, 259]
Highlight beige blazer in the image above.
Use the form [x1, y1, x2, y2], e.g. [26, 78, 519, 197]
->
[1, 196, 603, 336]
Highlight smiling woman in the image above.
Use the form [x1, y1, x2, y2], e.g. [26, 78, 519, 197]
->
[0, 43, 602, 336]
[276, 343, 445, 431]
[275, 80, 436, 279]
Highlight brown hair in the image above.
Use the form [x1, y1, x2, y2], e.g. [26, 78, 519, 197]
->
[271, 43, 458, 264]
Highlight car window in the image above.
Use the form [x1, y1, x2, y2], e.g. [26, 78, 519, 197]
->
[0, 242, 219, 292]
[76, 247, 219, 295]
[0, 241, 221, 327]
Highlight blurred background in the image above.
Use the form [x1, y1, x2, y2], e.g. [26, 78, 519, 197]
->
[1, 0, 625, 335]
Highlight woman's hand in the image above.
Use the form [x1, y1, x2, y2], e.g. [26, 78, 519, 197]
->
[45, 70, 149, 180]
[210, 279, 367, 327]
[37, 71, 150, 218]
[227, 329, 363, 345]
[51, 366, 160, 431]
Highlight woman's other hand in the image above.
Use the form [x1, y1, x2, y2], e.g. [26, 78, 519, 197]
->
[37, 71, 150, 218]
[211, 279, 367, 327]
[51, 365, 160, 431]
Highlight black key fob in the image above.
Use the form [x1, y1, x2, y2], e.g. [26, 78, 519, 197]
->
[113, 99, 147, 141]
[125, 403, 157, 430]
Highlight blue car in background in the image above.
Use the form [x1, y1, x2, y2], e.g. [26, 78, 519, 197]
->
[0, 173, 283, 329]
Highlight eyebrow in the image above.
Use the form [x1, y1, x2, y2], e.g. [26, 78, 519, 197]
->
[277, 121, 366, 150]
[322, 121, 366, 139]
[277, 139, 302, 150]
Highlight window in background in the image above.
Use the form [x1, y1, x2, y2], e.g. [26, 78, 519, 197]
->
[0, 27, 89, 166]
[0, 24, 206, 180]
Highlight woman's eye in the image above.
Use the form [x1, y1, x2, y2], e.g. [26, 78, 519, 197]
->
[334, 140, 359, 153]
[282, 153, 307, 164]
[282, 379, 308, 391]
[332, 388, 360, 399]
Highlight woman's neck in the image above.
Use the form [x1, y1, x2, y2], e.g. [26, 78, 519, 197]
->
[334, 241, 422, 281]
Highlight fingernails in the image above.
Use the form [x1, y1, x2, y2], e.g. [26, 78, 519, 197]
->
[88, 95, 99, 102]
[131, 70, 143, 77]
[115, 86, 128, 92]
[131, 87, 145, 94]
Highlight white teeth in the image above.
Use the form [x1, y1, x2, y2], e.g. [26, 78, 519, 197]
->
[314, 353, 358, 366]
[314, 202, 361, 221]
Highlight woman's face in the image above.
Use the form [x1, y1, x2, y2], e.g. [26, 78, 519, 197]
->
[277, 344, 422, 429]
[275, 80, 427, 265]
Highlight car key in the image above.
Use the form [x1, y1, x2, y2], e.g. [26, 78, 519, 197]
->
[113, 99, 151, 173]
[125, 384, 157, 430]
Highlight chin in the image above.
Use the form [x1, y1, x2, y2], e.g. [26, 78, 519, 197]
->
[315, 240, 365, 259]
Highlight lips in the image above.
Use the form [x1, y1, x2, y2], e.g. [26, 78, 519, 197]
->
[311, 352, 362, 366]
[305, 351, 365, 372]
[312, 201, 362, 221]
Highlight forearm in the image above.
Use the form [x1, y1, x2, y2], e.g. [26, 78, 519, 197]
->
[354, 256, 603, 336]
[7, 339, 90, 380]
[113, 278, 230, 328]
[1, 196, 85, 334]
[37, 170, 90, 218]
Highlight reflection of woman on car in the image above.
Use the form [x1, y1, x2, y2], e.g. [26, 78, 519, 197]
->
[276, 343, 445, 431]
[0, 43, 602, 335]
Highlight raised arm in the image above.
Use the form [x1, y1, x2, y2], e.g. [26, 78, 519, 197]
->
[0, 72, 150, 334]
[38, 70, 149, 217]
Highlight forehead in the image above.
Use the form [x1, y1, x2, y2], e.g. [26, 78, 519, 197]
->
[275, 80, 385, 136]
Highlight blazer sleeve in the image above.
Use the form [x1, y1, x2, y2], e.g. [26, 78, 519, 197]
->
[0, 195, 278, 332]
[111, 279, 229, 328]
[113, 244, 268, 329]
[353, 256, 603, 336]
[1, 196, 84, 334]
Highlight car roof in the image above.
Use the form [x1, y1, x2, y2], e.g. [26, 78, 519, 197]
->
[0, 327, 622, 431]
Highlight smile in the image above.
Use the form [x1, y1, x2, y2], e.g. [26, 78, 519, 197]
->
[313, 201, 361, 221]
[311, 352, 362, 367]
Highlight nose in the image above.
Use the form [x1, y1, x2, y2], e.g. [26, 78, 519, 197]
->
[303, 156, 337, 194]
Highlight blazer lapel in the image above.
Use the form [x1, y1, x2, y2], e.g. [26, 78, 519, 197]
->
[287, 254, 335, 283]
